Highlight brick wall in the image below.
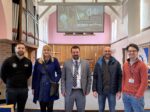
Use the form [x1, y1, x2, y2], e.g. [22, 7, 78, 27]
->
[0, 42, 12, 100]
[0, 42, 12, 65]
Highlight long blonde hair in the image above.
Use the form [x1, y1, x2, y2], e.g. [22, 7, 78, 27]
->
[38, 45, 54, 64]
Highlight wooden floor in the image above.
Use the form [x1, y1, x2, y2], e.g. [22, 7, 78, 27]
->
[24, 110, 150, 112]
[24, 110, 124, 112]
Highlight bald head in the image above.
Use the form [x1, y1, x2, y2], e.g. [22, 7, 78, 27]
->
[103, 46, 112, 59]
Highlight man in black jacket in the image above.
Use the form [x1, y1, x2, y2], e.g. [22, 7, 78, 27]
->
[92, 46, 122, 112]
[1, 43, 32, 112]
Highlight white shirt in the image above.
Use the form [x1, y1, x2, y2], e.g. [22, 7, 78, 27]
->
[72, 59, 81, 89]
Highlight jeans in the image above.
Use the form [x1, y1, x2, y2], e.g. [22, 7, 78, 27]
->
[122, 93, 144, 112]
[98, 93, 116, 112]
[6, 88, 28, 112]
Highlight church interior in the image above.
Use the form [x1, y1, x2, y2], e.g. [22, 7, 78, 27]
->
[0, 0, 150, 111]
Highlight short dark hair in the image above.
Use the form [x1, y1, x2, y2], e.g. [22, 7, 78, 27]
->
[15, 42, 25, 47]
[71, 45, 80, 52]
[126, 43, 139, 51]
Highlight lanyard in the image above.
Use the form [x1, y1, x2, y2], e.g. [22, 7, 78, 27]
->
[128, 63, 136, 78]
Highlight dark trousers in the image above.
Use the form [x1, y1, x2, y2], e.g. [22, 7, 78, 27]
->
[98, 93, 116, 112]
[39, 101, 54, 112]
[6, 88, 28, 112]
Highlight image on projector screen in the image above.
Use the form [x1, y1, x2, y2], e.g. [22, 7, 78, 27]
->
[57, 5, 104, 32]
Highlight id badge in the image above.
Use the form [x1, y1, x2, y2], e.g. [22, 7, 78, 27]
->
[128, 78, 134, 84]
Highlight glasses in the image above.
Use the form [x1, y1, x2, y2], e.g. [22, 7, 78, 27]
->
[127, 50, 137, 53]
[104, 50, 111, 52]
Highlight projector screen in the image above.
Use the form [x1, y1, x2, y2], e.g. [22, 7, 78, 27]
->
[57, 4, 104, 33]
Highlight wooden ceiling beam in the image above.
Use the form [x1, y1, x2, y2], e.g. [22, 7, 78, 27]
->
[38, 0, 45, 3]
[39, 6, 52, 19]
[38, 2, 122, 6]
[115, 0, 121, 4]
[109, 5, 120, 18]
[122, 0, 128, 5]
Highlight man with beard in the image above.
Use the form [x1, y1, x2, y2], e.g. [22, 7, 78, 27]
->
[92, 46, 122, 112]
[1, 43, 32, 112]
[61, 45, 91, 112]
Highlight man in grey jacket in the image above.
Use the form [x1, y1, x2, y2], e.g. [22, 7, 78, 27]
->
[61, 45, 91, 112]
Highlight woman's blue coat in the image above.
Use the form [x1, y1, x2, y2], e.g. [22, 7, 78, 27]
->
[32, 58, 61, 103]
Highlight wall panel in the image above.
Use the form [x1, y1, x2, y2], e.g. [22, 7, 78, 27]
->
[49, 44, 110, 71]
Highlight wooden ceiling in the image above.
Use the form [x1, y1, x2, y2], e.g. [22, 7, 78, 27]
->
[36, 0, 127, 19]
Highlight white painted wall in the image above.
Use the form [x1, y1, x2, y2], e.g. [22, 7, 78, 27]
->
[111, 0, 150, 65]
[110, 5, 128, 43]
[140, 0, 150, 30]
[111, 29, 150, 65]
[111, 39, 129, 65]
[37, 15, 49, 58]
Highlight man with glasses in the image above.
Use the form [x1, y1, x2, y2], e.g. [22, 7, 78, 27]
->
[92, 46, 122, 112]
[122, 43, 148, 112]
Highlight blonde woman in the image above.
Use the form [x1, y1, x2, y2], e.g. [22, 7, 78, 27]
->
[32, 45, 61, 112]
